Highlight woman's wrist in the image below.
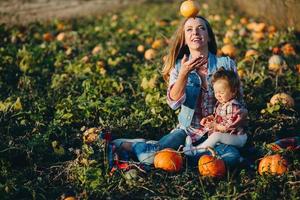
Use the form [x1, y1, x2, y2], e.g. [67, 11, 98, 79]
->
[178, 69, 189, 80]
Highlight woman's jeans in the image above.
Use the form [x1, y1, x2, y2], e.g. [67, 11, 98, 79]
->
[113, 128, 241, 167]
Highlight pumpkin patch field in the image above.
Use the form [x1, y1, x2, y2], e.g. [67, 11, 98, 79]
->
[0, 1, 299, 199]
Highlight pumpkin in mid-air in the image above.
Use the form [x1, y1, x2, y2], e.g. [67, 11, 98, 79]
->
[180, 0, 200, 18]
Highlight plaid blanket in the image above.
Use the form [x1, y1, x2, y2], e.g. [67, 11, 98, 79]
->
[267, 136, 300, 151]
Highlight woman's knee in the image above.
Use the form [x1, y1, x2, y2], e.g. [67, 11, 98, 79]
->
[214, 144, 241, 167]
[159, 128, 187, 149]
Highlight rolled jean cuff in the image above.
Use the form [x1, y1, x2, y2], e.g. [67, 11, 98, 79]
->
[132, 142, 160, 165]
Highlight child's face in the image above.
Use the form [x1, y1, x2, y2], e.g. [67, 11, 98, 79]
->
[213, 79, 236, 104]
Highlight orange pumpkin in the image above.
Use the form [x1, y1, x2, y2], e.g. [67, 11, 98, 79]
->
[296, 64, 300, 74]
[154, 148, 183, 172]
[43, 32, 54, 42]
[252, 31, 264, 41]
[198, 148, 226, 177]
[281, 43, 296, 56]
[244, 49, 259, 59]
[137, 45, 145, 53]
[180, 0, 200, 18]
[240, 17, 248, 25]
[151, 39, 164, 49]
[144, 49, 157, 60]
[221, 44, 236, 58]
[258, 154, 288, 175]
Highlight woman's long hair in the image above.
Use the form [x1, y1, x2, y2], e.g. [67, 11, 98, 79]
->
[162, 16, 217, 82]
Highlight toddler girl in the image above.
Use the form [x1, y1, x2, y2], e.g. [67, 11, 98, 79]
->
[184, 68, 248, 156]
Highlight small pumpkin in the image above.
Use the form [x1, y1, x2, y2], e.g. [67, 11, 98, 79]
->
[270, 93, 295, 108]
[56, 32, 66, 42]
[137, 45, 145, 53]
[253, 22, 266, 32]
[43, 32, 54, 42]
[221, 44, 236, 58]
[296, 64, 300, 74]
[151, 39, 164, 49]
[83, 127, 100, 144]
[240, 17, 248, 25]
[154, 148, 183, 172]
[252, 31, 264, 41]
[268, 55, 286, 73]
[244, 49, 259, 60]
[258, 154, 288, 175]
[198, 147, 226, 177]
[144, 49, 157, 60]
[281, 43, 296, 56]
[92, 45, 102, 55]
[180, 0, 200, 18]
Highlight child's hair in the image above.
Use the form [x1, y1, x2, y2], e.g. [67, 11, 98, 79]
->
[212, 67, 240, 95]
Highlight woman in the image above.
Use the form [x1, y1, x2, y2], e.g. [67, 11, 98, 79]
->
[113, 16, 244, 167]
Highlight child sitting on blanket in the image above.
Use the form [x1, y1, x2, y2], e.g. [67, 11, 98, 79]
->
[184, 68, 248, 156]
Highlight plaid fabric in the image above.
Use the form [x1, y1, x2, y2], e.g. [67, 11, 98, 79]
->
[267, 136, 300, 151]
[167, 82, 216, 143]
[211, 99, 247, 135]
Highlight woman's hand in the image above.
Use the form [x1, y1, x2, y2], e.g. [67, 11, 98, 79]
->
[179, 54, 207, 77]
[169, 54, 207, 101]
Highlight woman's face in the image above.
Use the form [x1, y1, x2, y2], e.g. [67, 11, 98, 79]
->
[184, 17, 209, 51]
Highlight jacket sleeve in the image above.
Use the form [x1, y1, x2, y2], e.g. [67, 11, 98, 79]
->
[166, 59, 186, 110]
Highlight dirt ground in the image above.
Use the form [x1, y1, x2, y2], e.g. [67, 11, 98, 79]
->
[0, 0, 299, 32]
[0, 0, 145, 26]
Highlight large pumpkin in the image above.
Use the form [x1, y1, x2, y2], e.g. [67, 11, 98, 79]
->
[180, 0, 200, 18]
[258, 154, 288, 175]
[154, 148, 183, 172]
[198, 148, 226, 177]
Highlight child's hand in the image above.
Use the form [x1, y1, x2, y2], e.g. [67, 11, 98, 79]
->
[200, 115, 214, 128]
[214, 124, 227, 132]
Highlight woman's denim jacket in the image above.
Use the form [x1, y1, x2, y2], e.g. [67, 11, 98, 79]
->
[168, 53, 239, 129]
